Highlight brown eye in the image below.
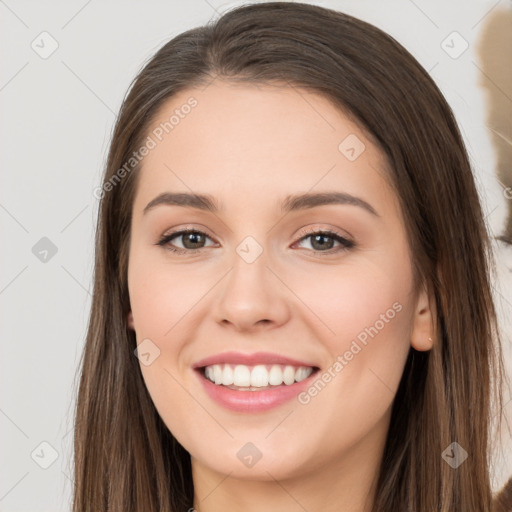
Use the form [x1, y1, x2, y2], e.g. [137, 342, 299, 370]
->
[176, 231, 207, 249]
[294, 230, 354, 254]
[157, 229, 215, 254]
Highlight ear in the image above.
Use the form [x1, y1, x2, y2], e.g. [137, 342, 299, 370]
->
[410, 281, 436, 351]
[127, 310, 135, 331]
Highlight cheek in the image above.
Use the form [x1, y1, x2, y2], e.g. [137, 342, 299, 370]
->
[128, 253, 211, 341]
[287, 253, 414, 405]
[289, 253, 413, 347]
[128, 256, 206, 434]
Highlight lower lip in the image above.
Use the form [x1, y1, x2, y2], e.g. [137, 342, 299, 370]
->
[195, 369, 318, 412]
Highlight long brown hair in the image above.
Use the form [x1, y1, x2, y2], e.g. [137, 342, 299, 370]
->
[72, 2, 509, 510]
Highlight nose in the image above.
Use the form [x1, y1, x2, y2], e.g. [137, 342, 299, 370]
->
[211, 247, 291, 333]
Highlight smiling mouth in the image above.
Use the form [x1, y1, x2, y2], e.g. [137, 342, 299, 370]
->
[199, 363, 319, 391]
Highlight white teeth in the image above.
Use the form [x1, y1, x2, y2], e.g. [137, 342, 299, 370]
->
[213, 365, 222, 385]
[233, 365, 251, 386]
[222, 365, 234, 385]
[251, 365, 269, 387]
[283, 365, 295, 385]
[203, 363, 314, 388]
[268, 365, 283, 385]
[295, 366, 314, 382]
[295, 366, 311, 382]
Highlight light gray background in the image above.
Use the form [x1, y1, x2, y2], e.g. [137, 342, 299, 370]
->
[1, 1, 511, 510]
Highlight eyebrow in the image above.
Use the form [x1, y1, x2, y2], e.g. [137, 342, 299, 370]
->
[143, 191, 379, 217]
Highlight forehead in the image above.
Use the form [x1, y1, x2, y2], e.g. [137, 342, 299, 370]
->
[132, 79, 398, 218]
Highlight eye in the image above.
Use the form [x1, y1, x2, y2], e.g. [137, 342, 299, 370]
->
[156, 227, 355, 256]
[157, 229, 216, 254]
[293, 228, 355, 255]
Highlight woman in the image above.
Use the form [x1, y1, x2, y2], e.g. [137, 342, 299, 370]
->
[73, 2, 511, 510]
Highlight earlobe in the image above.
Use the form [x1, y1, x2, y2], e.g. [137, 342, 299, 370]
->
[127, 311, 135, 331]
[410, 282, 436, 352]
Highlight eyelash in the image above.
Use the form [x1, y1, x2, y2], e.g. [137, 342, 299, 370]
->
[156, 227, 355, 257]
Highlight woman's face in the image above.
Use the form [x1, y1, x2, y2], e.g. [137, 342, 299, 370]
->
[126, 79, 434, 483]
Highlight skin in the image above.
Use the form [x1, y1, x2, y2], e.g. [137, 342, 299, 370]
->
[126, 79, 436, 512]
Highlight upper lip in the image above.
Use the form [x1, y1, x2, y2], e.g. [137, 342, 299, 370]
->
[193, 351, 318, 369]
